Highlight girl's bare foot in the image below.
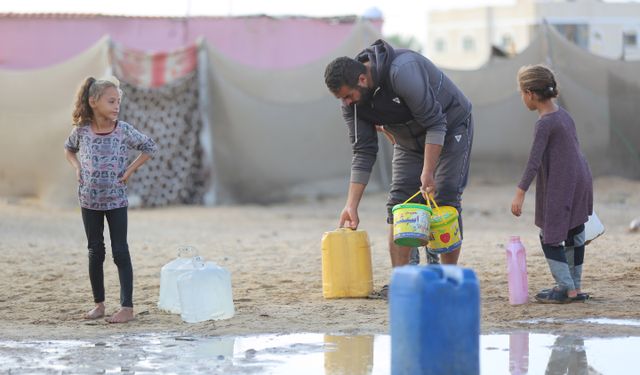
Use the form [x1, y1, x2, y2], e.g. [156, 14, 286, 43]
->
[105, 307, 134, 323]
[84, 303, 105, 319]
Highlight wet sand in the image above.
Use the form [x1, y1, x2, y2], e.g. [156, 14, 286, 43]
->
[1, 176, 639, 340]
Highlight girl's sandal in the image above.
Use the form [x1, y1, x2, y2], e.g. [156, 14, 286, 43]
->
[539, 288, 590, 302]
[571, 293, 590, 302]
[535, 288, 572, 304]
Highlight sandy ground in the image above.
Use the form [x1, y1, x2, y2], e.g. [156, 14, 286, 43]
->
[1, 176, 639, 341]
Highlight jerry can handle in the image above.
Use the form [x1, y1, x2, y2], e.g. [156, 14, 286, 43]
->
[177, 246, 197, 258]
[191, 255, 205, 269]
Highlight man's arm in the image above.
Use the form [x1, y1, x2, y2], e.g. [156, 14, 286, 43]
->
[340, 182, 366, 229]
[421, 143, 442, 195]
[342, 104, 379, 186]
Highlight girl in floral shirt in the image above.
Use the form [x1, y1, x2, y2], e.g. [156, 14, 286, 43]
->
[64, 77, 157, 323]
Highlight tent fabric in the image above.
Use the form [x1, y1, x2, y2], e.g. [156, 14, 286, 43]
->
[0, 14, 383, 70]
[444, 23, 640, 178]
[111, 41, 199, 88]
[111, 40, 208, 207]
[204, 20, 384, 203]
[542, 24, 640, 177]
[118, 73, 209, 207]
[1, 21, 639, 208]
[0, 36, 111, 206]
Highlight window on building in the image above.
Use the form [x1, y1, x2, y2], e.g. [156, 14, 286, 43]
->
[501, 34, 515, 54]
[501, 35, 513, 49]
[462, 37, 475, 52]
[435, 38, 446, 52]
[554, 24, 589, 49]
[623, 31, 638, 48]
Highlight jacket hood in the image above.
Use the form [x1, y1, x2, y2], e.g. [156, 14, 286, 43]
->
[355, 39, 396, 89]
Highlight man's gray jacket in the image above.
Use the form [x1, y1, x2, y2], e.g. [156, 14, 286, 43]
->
[342, 39, 472, 185]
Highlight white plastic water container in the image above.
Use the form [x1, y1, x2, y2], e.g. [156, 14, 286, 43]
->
[158, 246, 198, 313]
[177, 256, 235, 323]
[584, 212, 605, 244]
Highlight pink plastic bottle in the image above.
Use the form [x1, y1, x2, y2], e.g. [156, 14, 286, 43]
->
[506, 236, 529, 305]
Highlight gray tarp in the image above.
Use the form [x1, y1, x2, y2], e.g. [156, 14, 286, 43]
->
[0, 22, 638, 207]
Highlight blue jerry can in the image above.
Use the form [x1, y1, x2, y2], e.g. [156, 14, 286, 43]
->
[390, 265, 480, 375]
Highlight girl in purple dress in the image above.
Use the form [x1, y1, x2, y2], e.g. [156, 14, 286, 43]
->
[64, 77, 157, 322]
[511, 65, 593, 304]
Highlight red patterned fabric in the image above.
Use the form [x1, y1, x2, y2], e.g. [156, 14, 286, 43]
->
[111, 41, 198, 88]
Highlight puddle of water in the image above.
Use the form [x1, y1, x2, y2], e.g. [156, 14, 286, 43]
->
[520, 317, 640, 327]
[581, 318, 640, 327]
[1, 331, 639, 374]
[482, 333, 640, 375]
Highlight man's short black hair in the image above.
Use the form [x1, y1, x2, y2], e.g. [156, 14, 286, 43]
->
[324, 57, 366, 93]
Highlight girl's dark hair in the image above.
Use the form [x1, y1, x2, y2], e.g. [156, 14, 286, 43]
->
[517, 64, 559, 100]
[71, 77, 120, 126]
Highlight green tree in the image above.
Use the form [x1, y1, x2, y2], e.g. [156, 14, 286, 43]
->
[385, 34, 423, 53]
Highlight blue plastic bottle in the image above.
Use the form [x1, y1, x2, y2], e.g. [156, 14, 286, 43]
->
[390, 265, 480, 375]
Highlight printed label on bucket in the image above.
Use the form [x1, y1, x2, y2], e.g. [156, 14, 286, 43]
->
[428, 206, 461, 254]
[393, 204, 431, 247]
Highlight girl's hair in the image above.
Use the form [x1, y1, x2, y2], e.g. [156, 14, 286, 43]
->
[517, 64, 559, 100]
[71, 76, 121, 126]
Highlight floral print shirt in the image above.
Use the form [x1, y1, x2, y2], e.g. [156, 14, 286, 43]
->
[64, 121, 157, 210]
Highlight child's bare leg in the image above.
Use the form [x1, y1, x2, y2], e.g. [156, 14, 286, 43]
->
[85, 302, 105, 319]
[105, 307, 134, 323]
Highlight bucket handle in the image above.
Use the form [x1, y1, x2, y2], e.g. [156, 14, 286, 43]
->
[402, 190, 441, 215]
[402, 190, 423, 204]
[425, 193, 439, 210]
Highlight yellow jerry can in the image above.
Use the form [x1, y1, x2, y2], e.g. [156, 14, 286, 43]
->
[321, 228, 373, 298]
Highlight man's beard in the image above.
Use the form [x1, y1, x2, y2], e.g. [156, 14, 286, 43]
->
[355, 85, 373, 105]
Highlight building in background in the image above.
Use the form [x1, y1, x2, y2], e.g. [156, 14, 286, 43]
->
[427, 0, 640, 69]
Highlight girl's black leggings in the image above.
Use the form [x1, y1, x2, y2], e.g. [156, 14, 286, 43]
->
[81, 206, 133, 308]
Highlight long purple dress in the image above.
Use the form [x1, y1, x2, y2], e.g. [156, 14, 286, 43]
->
[518, 107, 593, 245]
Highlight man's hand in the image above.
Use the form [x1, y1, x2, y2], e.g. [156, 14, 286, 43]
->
[375, 125, 396, 145]
[339, 206, 359, 229]
[511, 188, 526, 217]
[420, 170, 436, 199]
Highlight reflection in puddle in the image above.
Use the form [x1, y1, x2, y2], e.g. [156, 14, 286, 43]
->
[509, 332, 528, 375]
[483, 333, 640, 375]
[520, 317, 640, 327]
[324, 335, 374, 374]
[1, 332, 639, 374]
